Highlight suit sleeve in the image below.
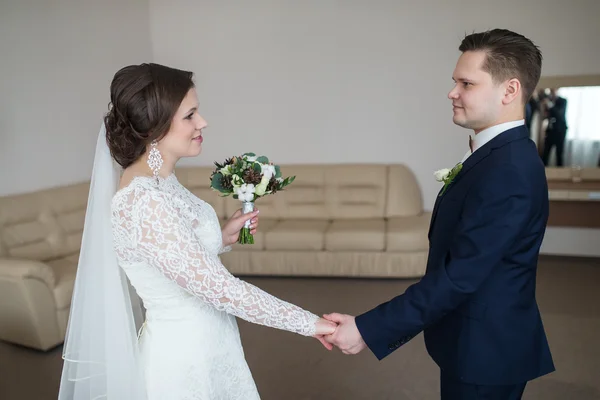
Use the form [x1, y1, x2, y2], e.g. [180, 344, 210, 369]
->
[355, 164, 532, 360]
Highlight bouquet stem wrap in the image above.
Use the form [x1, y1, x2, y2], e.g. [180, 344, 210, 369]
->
[239, 201, 255, 244]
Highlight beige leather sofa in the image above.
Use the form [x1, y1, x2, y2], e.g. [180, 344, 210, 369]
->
[0, 183, 89, 350]
[0, 163, 430, 350]
[176, 164, 431, 278]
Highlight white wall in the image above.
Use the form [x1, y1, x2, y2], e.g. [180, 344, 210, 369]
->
[2, 0, 599, 255]
[0, 0, 152, 196]
[149, 0, 600, 208]
[148, 0, 600, 256]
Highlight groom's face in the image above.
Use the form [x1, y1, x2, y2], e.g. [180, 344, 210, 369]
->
[448, 51, 505, 133]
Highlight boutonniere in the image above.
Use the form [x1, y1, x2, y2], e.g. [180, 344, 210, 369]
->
[434, 163, 463, 196]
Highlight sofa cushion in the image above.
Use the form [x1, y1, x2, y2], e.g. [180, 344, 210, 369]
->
[386, 165, 424, 217]
[0, 182, 88, 261]
[326, 165, 388, 219]
[175, 167, 227, 219]
[386, 212, 431, 252]
[325, 219, 386, 251]
[271, 165, 329, 219]
[0, 258, 56, 288]
[231, 218, 279, 251]
[265, 220, 329, 251]
[46, 253, 79, 310]
[232, 164, 389, 221]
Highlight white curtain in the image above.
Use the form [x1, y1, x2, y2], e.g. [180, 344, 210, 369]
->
[558, 86, 600, 167]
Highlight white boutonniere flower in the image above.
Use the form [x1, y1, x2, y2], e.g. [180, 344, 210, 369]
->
[434, 163, 463, 196]
[434, 168, 451, 182]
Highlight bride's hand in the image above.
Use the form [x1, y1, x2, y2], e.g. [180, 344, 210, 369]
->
[313, 318, 337, 351]
[221, 209, 260, 247]
[315, 317, 337, 335]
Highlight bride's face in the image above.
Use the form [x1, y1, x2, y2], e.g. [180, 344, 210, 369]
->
[160, 88, 207, 159]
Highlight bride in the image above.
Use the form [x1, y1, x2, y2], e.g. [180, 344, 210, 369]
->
[58, 63, 337, 399]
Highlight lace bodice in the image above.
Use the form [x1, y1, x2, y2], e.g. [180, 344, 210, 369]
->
[111, 174, 318, 337]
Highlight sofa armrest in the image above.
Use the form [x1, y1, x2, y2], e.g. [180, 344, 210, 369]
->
[0, 259, 56, 288]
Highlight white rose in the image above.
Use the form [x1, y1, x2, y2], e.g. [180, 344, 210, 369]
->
[255, 174, 271, 196]
[434, 168, 451, 182]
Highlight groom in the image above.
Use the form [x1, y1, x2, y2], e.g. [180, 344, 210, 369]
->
[324, 29, 555, 399]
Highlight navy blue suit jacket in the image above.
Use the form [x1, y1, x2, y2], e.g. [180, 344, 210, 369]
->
[355, 125, 555, 385]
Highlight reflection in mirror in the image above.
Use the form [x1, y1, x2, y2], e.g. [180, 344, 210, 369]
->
[527, 83, 600, 168]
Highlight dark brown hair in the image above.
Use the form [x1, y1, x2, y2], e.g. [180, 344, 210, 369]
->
[459, 29, 542, 103]
[104, 63, 194, 168]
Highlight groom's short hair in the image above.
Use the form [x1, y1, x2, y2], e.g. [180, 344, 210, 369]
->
[459, 29, 542, 104]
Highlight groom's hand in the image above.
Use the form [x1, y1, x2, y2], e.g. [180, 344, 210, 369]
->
[322, 313, 366, 355]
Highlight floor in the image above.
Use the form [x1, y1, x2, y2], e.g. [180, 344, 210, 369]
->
[1, 256, 599, 399]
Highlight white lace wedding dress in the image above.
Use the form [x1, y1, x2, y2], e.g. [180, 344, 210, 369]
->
[110, 174, 319, 400]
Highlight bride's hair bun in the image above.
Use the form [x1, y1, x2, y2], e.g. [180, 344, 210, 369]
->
[104, 63, 194, 168]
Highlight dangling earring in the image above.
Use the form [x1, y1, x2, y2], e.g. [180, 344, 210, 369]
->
[147, 140, 163, 183]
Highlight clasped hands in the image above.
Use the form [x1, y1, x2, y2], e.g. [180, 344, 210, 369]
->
[313, 313, 366, 355]
[222, 210, 366, 355]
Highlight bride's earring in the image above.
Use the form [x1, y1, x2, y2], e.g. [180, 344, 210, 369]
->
[147, 140, 163, 182]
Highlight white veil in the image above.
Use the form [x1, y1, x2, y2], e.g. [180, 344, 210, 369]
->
[58, 122, 147, 399]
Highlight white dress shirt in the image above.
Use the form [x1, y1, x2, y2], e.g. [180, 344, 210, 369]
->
[461, 120, 525, 163]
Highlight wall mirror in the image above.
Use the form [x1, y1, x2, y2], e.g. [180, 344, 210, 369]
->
[528, 75, 600, 175]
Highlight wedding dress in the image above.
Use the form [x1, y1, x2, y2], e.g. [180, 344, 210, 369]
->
[110, 173, 319, 400]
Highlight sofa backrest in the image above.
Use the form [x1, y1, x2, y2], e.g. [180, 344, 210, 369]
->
[176, 164, 423, 220]
[0, 183, 89, 261]
[0, 164, 423, 261]
[386, 164, 424, 217]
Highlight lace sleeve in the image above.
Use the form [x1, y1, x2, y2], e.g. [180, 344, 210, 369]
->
[132, 191, 319, 336]
[218, 244, 232, 255]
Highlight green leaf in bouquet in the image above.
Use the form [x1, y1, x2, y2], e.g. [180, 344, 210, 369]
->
[256, 156, 269, 164]
[253, 163, 262, 174]
[275, 165, 281, 178]
[233, 194, 238, 200]
[243, 152, 256, 158]
[210, 172, 229, 193]
[281, 176, 295, 188]
[236, 158, 244, 170]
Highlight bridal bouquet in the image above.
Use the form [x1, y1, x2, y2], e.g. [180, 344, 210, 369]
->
[210, 153, 295, 244]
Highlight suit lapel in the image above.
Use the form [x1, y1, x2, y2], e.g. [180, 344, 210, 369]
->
[428, 126, 530, 238]
[428, 187, 444, 239]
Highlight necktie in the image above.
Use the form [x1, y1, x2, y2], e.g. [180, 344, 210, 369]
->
[469, 136, 474, 153]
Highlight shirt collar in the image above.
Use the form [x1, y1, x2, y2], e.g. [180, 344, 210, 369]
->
[470, 120, 525, 152]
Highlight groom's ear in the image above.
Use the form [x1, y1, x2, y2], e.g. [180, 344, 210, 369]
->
[502, 78, 522, 105]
